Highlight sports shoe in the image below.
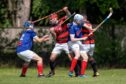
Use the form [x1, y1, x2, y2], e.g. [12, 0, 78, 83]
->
[79, 75, 88, 78]
[20, 74, 26, 77]
[93, 72, 100, 77]
[38, 74, 45, 78]
[75, 71, 80, 77]
[68, 72, 73, 77]
[46, 71, 55, 77]
[75, 74, 79, 77]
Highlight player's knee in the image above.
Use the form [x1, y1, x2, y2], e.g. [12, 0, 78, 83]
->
[89, 56, 94, 61]
[37, 56, 42, 62]
[74, 52, 80, 59]
[50, 56, 55, 62]
[68, 55, 73, 61]
[74, 55, 80, 59]
[50, 53, 57, 61]
[50, 57, 53, 61]
[81, 51, 88, 61]
[82, 55, 88, 61]
[84, 55, 88, 61]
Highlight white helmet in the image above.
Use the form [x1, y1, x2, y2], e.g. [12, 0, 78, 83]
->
[74, 14, 84, 22]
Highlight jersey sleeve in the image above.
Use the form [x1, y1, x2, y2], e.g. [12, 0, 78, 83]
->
[30, 31, 37, 39]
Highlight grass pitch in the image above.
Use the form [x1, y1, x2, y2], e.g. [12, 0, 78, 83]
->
[0, 67, 126, 84]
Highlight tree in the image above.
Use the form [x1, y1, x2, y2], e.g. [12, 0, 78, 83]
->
[0, 0, 124, 27]
[16, 0, 31, 27]
[31, 0, 50, 25]
[7, 0, 31, 27]
[0, 0, 10, 27]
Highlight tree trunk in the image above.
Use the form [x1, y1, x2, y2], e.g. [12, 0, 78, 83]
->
[16, 0, 31, 27]
[8, 0, 16, 26]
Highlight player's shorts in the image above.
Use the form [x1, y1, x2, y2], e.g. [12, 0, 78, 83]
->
[17, 50, 38, 62]
[81, 44, 95, 56]
[68, 41, 82, 52]
[52, 43, 70, 54]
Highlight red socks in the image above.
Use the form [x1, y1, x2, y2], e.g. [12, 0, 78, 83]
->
[70, 58, 77, 72]
[21, 63, 43, 76]
[37, 64, 43, 75]
[80, 61, 87, 75]
[21, 64, 28, 75]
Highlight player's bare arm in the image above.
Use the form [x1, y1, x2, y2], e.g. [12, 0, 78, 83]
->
[83, 23, 92, 30]
[49, 27, 57, 38]
[33, 35, 49, 43]
[62, 6, 71, 17]
[70, 34, 87, 42]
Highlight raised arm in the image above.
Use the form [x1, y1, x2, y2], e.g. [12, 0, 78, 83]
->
[62, 7, 71, 17]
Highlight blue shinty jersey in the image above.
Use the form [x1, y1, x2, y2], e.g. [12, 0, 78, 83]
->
[68, 22, 83, 41]
[16, 30, 37, 53]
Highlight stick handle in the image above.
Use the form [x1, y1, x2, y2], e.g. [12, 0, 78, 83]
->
[85, 8, 113, 38]
[32, 9, 63, 23]
[32, 16, 49, 23]
[61, 12, 76, 25]
[93, 8, 113, 32]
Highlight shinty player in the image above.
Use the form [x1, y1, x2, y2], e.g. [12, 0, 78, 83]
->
[46, 7, 74, 77]
[16, 21, 49, 77]
[81, 15, 100, 77]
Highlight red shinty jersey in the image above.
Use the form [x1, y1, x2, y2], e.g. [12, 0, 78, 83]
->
[82, 22, 95, 44]
[54, 16, 69, 43]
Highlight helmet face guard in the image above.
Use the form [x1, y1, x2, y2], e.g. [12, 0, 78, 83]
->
[49, 13, 58, 25]
[74, 14, 84, 25]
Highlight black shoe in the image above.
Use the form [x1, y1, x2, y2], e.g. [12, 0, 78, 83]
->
[20, 74, 26, 77]
[46, 71, 55, 77]
[38, 74, 45, 78]
[93, 72, 100, 77]
[75, 73, 79, 77]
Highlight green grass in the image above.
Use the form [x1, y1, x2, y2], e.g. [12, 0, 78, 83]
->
[0, 67, 126, 84]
